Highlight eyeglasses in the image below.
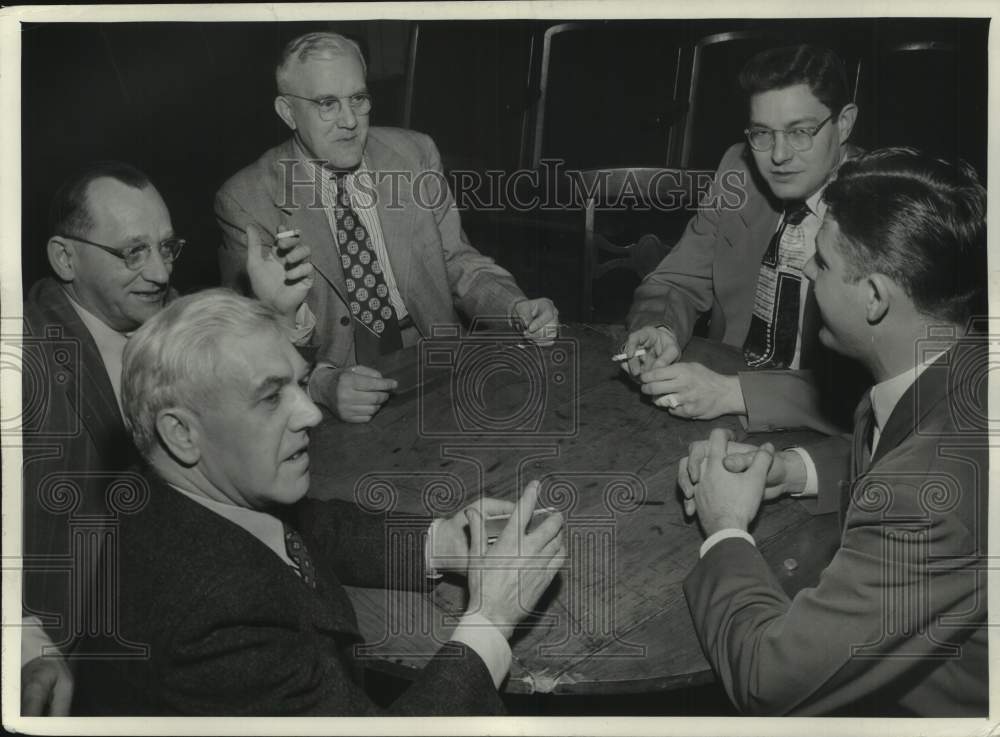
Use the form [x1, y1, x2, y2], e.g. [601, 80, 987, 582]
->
[280, 91, 373, 121]
[59, 233, 185, 271]
[744, 114, 834, 153]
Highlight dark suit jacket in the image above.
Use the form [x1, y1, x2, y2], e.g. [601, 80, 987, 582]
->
[628, 143, 868, 433]
[73, 470, 504, 716]
[684, 342, 988, 715]
[21, 277, 141, 651]
[215, 128, 527, 372]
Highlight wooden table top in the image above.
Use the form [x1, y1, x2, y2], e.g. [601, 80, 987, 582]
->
[307, 324, 841, 695]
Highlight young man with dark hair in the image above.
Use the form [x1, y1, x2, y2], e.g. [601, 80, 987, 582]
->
[678, 148, 988, 716]
[624, 44, 863, 434]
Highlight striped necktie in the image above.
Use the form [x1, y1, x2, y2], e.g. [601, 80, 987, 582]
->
[743, 202, 811, 368]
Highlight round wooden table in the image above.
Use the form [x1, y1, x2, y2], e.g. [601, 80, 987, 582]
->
[307, 324, 841, 694]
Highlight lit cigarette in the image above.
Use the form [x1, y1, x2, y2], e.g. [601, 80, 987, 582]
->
[611, 348, 646, 362]
[275, 229, 298, 240]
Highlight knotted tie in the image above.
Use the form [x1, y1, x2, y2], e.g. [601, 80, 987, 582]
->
[283, 523, 317, 589]
[333, 174, 402, 355]
[842, 393, 876, 522]
[743, 202, 811, 369]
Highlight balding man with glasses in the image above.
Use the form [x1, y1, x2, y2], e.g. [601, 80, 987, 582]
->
[623, 45, 866, 435]
[215, 31, 558, 424]
[20, 161, 312, 715]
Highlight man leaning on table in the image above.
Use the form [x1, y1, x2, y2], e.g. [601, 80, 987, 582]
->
[20, 162, 313, 715]
[678, 148, 987, 716]
[216, 31, 558, 424]
[72, 290, 566, 715]
[623, 44, 866, 433]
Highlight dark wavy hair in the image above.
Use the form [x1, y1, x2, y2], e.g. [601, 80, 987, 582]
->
[740, 44, 851, 114]
[822, 147, 986, 325]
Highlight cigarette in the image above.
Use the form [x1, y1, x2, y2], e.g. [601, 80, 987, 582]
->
[611, 348, 646, 362]
[275, 229, 298, 240]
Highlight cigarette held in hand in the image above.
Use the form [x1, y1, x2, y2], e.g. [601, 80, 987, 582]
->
[611, 348, 646, 362]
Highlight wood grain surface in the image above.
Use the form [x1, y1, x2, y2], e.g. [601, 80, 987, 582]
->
[307, 325, 841, 693]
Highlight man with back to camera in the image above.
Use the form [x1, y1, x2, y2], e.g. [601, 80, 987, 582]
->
[678, 148, 987, 715]
[623, 44, 866, 433]
[216, 31, 559, 425]
[20, 161, 313, 715]
[71, 289, 567, 715]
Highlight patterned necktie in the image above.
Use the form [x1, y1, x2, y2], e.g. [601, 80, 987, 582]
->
[333, 174, 403, 355]
[283, 523, 317, 590]
[743, 202, 811, 369]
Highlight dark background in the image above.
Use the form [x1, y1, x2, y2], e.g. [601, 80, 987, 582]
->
[21, 18, 989, 320]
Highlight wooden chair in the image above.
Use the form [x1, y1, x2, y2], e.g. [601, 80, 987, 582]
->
[576, 168, 695, 322]
[529, 22, 687, 170]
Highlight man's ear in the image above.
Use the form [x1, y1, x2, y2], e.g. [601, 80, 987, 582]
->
[836, 103, 859, 144]
[155, 407, 203, 466]
[47, 237, 76, 281]
[274, 96, 296, 131]
[865, 273, 892, 324]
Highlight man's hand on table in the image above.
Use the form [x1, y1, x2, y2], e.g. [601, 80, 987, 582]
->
[675, 428, 775, 537]
[639, 363, 746, 420]
[620, 325, 680, 377]
[464, 481, 567, 640]
[511, 298, 559, 345]
[314, 365, 397, 423]
[22, 655, 73, 716]
[678, 428, 808, 528]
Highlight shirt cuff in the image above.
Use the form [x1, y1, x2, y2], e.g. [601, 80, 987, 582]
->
[21, 616, 55, 666]
[424, 518, 444, 580]
[288, 302, 316, 346]
[700, 529, 755, 558]
[450, 611, 512, 689]
[787, 446, 819, 497]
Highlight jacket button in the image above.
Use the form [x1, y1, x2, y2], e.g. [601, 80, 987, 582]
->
[340, 316, 350, 326]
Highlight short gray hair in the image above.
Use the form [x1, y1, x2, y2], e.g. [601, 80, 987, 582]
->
[122, 289, 285, 457]
[275, 31, 367, 90]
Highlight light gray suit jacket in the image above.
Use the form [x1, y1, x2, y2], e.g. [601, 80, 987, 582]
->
[215, 127, 526, 371]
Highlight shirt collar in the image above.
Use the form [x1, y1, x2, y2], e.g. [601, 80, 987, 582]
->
[869, 349, 948, 433]
[63, 288, 131, 342]
[168, 483, 293, 567]
[292, 139, 369, 182]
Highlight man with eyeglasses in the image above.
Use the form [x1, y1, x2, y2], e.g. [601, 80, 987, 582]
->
[623, 45, 865, 435]
[20, 161, 313, 715]
[215, 31, 559, 424]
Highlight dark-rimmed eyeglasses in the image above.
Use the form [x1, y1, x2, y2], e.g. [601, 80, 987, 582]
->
[279, 91, 373, 121]
[744, 114, 834, 153]
[58, 233, 185, 271]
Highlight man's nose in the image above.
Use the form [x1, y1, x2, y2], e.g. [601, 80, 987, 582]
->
[140, 247, 171, 285]
[292, 386, 323, 430]
[771, 132, 794, 165]
[336, 104, 358, 130]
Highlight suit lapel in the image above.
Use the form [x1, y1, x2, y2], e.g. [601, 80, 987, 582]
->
[37, 282, 129, 455]
[271, 141, 349, 305]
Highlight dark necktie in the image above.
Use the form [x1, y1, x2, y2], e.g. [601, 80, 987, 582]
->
[283, 523, 317, 589]
[843, 394, 876, 522]
[743, 203, 811, 369]
[333, 174, 403, 358]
